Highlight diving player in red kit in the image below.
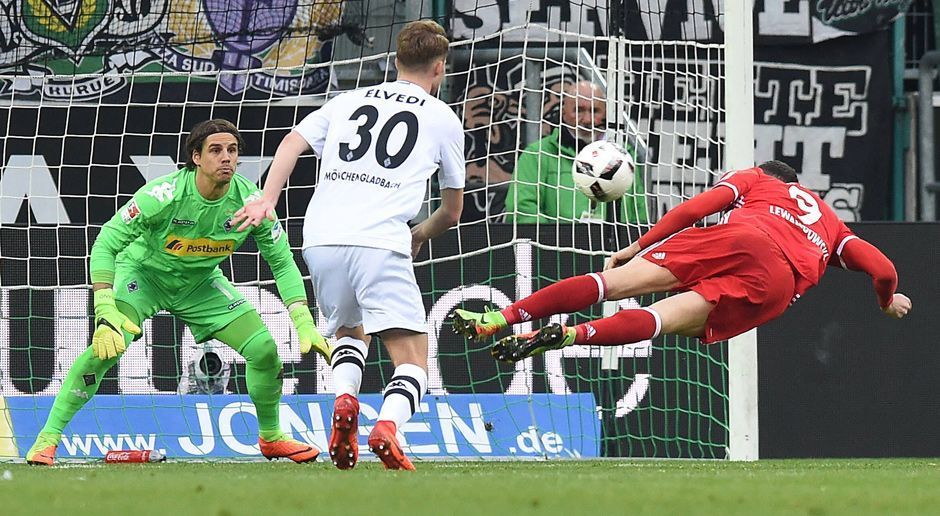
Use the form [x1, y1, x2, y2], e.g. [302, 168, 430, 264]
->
[450, 160, 912, 361]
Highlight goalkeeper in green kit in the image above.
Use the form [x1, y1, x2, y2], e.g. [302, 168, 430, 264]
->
[26, 119, 331, 465]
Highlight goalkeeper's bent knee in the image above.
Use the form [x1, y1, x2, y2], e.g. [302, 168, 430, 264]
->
[215, 311, 282, 371]
[239, 329, 282, 372]
[231, 326, 284, 437]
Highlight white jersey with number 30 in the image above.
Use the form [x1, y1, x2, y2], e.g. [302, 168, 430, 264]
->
[294, 80, 465, 256]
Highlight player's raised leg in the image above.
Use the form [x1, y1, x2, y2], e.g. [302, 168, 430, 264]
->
[451, 273, 610, 340]
[213, 311, 319, 463]
[492, 290, 713, 362]
[370, 329, 427, 471]
[328, 325, 369, 470]
[452, 254, 682, 340]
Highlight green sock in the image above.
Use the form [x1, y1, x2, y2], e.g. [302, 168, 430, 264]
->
[216, 315, 285, 441]
[40, 346, 119, 436]
[245, 353, 284, 442]
[29, 431, 61, 452]
[42, 300, 137, 439]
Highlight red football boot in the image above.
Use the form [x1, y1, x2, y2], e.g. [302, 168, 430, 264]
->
[328, 394, 360, 470]
[368, 420, 415, 471]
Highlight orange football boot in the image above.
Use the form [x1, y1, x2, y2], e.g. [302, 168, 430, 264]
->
[368, 420, 415, 471]
[258, 436, 320, 463]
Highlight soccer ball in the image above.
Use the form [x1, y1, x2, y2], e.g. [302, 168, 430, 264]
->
[572, 141, 635, 203]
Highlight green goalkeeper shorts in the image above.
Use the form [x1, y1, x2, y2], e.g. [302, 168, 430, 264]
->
[113, 265, 255, 343]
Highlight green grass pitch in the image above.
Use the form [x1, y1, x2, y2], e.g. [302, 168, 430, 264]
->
[1, 459, 938, 515]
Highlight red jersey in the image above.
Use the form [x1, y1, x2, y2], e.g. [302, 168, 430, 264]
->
[713, 167, 856, 298]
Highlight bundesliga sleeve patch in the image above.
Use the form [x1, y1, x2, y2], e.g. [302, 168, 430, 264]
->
[121, 200, 141, 224]
[271, 221, 283, 242]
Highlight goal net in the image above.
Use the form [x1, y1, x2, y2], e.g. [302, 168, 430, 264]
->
[0, 0, 734, 461]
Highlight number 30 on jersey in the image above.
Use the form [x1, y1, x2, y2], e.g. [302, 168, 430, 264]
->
[339, 105, 418, 169]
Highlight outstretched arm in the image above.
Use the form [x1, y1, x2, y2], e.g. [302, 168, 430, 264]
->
[233, 131, 311, 230]
[605, 186, 736, 269]
[235, 97, 337, 230]
[837, 237, 911, 319]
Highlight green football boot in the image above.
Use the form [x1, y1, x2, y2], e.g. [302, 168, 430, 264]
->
[450, 309, 508, 340]
[491, 323, 575, 363]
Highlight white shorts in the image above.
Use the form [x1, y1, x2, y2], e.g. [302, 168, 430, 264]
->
[303, 245, 427, 337]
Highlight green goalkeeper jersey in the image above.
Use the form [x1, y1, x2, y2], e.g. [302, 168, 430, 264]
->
[89, 168, 306, 305]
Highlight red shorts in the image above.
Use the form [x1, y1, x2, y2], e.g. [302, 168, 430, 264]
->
[638, 224, 796, 344]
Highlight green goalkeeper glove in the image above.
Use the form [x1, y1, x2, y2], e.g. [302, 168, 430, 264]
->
[289, 303, 331, 364]
[92, 288, 141, 360]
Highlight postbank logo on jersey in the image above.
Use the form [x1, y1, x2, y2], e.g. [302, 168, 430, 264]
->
[164, 236, 235, 257]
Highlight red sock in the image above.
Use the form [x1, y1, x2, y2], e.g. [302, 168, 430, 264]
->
[501, 274, 607, 325]
[573, 308, 662, 345]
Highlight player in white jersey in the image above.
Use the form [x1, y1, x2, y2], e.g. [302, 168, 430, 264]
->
[234, 20, 464, 471]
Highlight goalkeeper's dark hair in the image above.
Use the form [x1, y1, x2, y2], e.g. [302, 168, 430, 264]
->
[758, 160, 798, 183]
[185, 119, 244, 170]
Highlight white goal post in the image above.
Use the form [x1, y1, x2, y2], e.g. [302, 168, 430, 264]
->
[724, 0, 759, 462]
